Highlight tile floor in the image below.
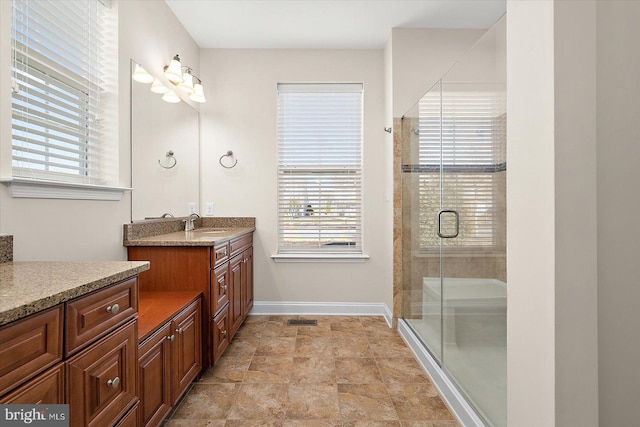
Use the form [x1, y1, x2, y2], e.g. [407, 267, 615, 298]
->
[166, 315, 460, 427]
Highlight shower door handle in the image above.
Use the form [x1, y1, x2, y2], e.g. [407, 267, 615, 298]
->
[437, 210, 459, 238]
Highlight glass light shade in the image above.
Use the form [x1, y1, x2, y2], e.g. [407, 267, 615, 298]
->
[150, 79, 169, 94]
[178, 72, 194, 94]
[189, 83, 206, 103]
[162, 90, 181, 103]
[164, 55, 184, 83]
[132, 64, 154, 84]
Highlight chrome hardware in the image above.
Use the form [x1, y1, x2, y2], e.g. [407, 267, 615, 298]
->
[437, 210, 460, 238]
[106, 303, 120, 314]
[176, 328, 183, 334]
[222, 284, 227, 291]
[107, 377, 120, 388]
[167, 334, 175, 342]
[222, 329, 227, 336]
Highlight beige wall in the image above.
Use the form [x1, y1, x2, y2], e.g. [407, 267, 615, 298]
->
[0, 0, 199, 260]
[554, 1, 599, 425]
[507, 1, 557, 425]
[198, 49, 392, 306]
[596, 1, 640, 425]
[390, 28, 484, 117]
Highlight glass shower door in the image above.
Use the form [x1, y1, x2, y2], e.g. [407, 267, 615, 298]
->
[401, 15, 506, 427]
[439, 18, 507, 427]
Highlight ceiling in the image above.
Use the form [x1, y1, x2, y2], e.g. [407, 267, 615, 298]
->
[164, 0, 506, 50]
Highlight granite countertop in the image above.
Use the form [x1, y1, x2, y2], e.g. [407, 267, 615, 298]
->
[123, 227, 255, 247]
[123, 217, 256, 247]
[0, 261, 150, 326]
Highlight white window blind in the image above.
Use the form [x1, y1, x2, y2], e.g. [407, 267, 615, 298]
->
[10, 0, 112, 185]
[277, 83, 363, 254]
[418, 88, 506, 249]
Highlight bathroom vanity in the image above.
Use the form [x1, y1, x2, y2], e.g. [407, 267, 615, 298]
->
[124, 217, 255, 368]
[0, 260, 149, 426]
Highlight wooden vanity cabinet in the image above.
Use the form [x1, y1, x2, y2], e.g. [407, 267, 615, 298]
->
[128, 231, 254, 367]
[137, 292, 202, 427]
[0, 275, 141, 427]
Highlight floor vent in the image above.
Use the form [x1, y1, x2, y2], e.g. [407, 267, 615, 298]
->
[287, 319, 317, 326]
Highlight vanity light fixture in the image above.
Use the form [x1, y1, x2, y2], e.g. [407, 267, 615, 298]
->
[150, 78, 169, 94]
[162, 90, 181, 103]
[189, 81, 206, 103]
[163, 54, 207, 103]
[132, 64, 154, 84]
[163, 54, 184, 83]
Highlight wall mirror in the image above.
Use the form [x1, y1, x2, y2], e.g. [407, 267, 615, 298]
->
[130, 59, 200, 222]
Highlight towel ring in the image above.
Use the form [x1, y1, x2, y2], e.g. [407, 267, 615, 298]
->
[219, 150, 238, 169]
[159, 151, 177, 169]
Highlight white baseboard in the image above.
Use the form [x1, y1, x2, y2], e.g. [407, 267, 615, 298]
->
[397, 319, 486, 427]
[383, 303, 393, 328]
[251, 301, 392, 321]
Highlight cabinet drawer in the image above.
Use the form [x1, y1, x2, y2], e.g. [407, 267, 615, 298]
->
[212, 304, 229, 365]
[211, 263, 230, 316]
[0, 305, 63, 396]
[67, 320, 137, 427]
[66, 277, 138, 356]
[0, 363, 64, 404]
[229, 233, 252, 258]
[212, 242, 229, 267]
[115, 402, 139, 427]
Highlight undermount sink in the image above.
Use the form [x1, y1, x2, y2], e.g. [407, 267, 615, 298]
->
[196, 229, 228, 234]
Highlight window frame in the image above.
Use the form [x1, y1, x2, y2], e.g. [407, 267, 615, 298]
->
[274, 82, 367, 261]
[1, 0, 127, 200]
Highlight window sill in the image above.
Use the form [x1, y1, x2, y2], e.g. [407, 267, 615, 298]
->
[271, 253, 370, 263]
[0, 178, 132, 201]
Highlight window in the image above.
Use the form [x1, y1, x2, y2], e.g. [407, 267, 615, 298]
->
[418, 87, 506, 250]
[277, 83, 363, 255]
[10, 0, 116, 189]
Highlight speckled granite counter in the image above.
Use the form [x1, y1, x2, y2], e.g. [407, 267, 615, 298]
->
[0, 261, 150, 326]
[123, 217, 255, 247]
[0, 235, 13, 263]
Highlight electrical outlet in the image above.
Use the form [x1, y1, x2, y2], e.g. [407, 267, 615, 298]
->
[205, 203, 214, 217]
[188, 202, 197, 215]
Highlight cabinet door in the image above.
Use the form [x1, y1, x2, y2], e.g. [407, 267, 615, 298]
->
[67, 321, 137, 427]
[0, 364, 64, 404]
[211, 305, 229, 365]
[211, 263, 230, 316]
[242, 247, 254, 316]
[229, 255, 244, 338]
[0, 305, 63, 396]
[138, 323, 171, 427]
[114, 402, 139, 427]
[170, 300, 202, 406]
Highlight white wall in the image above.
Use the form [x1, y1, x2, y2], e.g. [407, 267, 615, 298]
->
[596, 1, 640, 425]
[198, 49, 392, 307]
[0, 0, 198, 260]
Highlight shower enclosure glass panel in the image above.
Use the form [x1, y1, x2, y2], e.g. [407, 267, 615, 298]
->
[401, 16, 506, 427]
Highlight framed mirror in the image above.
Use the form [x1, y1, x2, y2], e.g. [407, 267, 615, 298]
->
[130, 59, 200, 221]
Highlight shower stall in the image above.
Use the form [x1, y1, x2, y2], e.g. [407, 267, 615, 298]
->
[399, 17, 506, 427]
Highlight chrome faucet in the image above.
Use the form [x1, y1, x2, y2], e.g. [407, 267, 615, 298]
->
[184, 213, 200, 231]
[161, 212, 174, 218]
